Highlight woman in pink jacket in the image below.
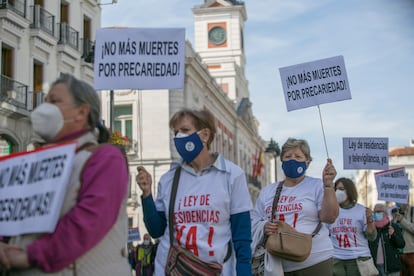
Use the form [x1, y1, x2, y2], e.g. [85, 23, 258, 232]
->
[0, 74, 130, 275]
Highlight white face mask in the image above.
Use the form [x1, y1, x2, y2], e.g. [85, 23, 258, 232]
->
[30, 103, 64, 142]
[335, 189, 347, 204]
[143, 240, 150, 245]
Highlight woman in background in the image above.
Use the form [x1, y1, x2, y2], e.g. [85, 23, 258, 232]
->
[369, 203, 405, 276]
[327, 177, 377, 276]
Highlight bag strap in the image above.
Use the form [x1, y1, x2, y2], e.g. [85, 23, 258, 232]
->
[270, 181, 322, 237]
[270, 181, 284, 223]
[168, 167, 182, 247]
[167, 167, 232, 262]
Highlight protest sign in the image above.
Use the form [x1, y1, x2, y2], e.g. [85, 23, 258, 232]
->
[128, 227, 140, 242]
[343, 137, 389, 170]
[374, 167, 409, 203]
[0, 143, 76, 236]
[279, 55, 351, 111]
[94, 27, 185, 90]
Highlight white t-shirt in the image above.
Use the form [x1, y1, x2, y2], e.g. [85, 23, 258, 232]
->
[252, 176, 333, 272]
[327, 203, 372, 259]
[153, 154, 252, 276]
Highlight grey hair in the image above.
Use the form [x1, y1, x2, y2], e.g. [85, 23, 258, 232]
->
[52, 73, 100, 129]
[280, 138, 313, 162]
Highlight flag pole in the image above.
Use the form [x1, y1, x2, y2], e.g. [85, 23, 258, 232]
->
[317, 105, 329, 158]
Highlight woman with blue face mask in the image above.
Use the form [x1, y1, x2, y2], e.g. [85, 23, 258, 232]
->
[369, 203, 405, 276]
[251, 137, 339, 275]
[327, 177, 378, 276]
[136, 108, 253, 276]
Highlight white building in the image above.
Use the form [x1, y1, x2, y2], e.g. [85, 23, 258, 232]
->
[100, 1, 271, 236]
[0, 0, 99, 154]
[0, 0, 273, 241]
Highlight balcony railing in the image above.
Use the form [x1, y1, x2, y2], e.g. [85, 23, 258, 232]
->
[58, 22, 79, 50]
[82, 38, 95, 63]
[126, 139, 138, 155]
[0, 75, 28, 109]
[30, 5, 55, 36]
[33, 91, 45, 109]
[0, 0, 27, 18]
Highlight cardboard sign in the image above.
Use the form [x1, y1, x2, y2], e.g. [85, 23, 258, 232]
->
[375, 167, 409, 203]
[343, 137, 389, 170]
[0, 143, 76, 236]
[94, 27, 185, 90]
[279, 55, 351, 111]
[128, 227, 141, 242]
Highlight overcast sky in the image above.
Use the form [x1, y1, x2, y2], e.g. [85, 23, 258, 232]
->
[101, 0, 414, 179]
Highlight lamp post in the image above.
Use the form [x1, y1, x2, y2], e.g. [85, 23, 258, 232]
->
[265, 138, 281, 182]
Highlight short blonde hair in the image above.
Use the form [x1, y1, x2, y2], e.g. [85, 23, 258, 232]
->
[280, 138, 312, 162]
[169, 108, 216, 150]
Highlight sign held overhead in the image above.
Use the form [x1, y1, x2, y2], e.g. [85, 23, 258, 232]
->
[94, 27, 185, 90]
[279, 55, 351, 111]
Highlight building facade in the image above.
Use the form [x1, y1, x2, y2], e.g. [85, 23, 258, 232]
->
[100, 1, 271, 236]
[0, 0, 272, 240]
[0, 0, 99, 155]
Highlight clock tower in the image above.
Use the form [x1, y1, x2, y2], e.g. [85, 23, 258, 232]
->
[192, 0, 248, 105]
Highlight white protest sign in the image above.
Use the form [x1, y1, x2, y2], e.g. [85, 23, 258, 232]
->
[342, 137, 389, 170]
[374, 167, 409, 203]
[279, 55, 351, 111]
[94, 27, 185, 90]
[0, 143, 76, 236]
[128, 227, 141, 242]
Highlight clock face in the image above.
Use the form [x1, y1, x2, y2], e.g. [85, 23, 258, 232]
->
[208, 26, 227, 45]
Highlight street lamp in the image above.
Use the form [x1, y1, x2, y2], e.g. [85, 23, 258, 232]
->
[265, 138, 281, 182]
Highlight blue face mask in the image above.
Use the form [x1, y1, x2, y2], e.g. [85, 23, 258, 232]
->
[282, 159, 307, 179]
[173, 131, 203, 163]
[373, 212, 384, 221]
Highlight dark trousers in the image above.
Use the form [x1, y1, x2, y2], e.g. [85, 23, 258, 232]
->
[285, 258, 333, 276]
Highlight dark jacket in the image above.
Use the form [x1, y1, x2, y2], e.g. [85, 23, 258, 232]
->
[369, 222, 405, 273]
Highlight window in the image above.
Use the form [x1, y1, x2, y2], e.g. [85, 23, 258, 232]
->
[60, 2, 69, 23]
[83, 16, 91, 41]
[0, 139, 11, 157]
[114, 105, 133, 140]
[0, 135, 16, 157]
[33, 61, 44, 108]
[1, 46, 13, 78]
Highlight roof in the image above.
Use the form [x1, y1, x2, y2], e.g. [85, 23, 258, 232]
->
[389, 147, 414, 156]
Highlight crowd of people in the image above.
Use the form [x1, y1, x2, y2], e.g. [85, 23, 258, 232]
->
[0, 73, 413, 276]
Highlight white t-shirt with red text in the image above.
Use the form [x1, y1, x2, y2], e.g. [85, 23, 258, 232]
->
[252, 176, 333, 272]
[327, 203, 371, 259]
[153, 154, 252, 276]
